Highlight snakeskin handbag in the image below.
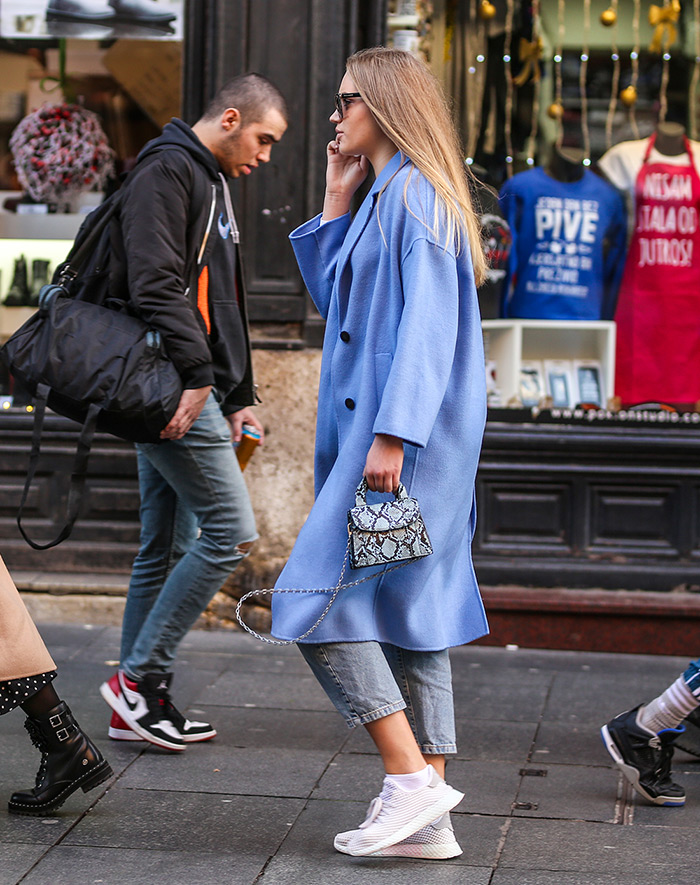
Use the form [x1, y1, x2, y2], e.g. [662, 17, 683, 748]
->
[236, 478, 432, 645]
[347, 478, 432, 568]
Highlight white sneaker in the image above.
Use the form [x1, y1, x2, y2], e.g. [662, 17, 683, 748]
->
[334, 812, 462, 859]
[340, 766, 464, 857]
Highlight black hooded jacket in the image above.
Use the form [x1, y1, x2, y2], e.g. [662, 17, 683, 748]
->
[119, 118, 254, 414]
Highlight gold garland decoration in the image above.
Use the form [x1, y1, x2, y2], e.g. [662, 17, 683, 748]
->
[605, 0, 621, 149]
[504, 0, 516, 176]
[549, 0, 566, 145]
[465, 0, 487, 164]
[521, 0, 543, 167]
[649, 0, 681, 54]
[579, 0, 592, 163]
[513, 36, 543, 86]
[622, 0, 642, 138]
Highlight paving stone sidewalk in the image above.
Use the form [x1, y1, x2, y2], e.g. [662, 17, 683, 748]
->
[1, 624, 699, 885]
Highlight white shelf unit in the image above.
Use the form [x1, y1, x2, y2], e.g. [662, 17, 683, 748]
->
[0, 213, 83, 341]
[482, 319, 617, 407]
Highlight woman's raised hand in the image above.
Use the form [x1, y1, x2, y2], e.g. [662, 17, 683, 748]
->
[322, 140, 369, 220]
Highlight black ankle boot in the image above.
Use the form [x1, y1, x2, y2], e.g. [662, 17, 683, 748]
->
[4, 255, 29, 306]
[8, 701, 113, 815]
[28, 259, 51, 307]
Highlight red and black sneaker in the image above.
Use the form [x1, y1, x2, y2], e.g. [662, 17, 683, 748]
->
[108, 709, 145, 742]
[103, 672, 216, 743]
[100, 671, 184, 752]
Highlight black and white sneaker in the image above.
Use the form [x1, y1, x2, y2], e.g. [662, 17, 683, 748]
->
[166, 702, 216, 742]
[100, 671, 184, 752]
[601, 705, 685, 806]
[109, 703, 216, 743]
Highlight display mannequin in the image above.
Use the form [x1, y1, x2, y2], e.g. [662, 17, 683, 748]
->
[653, 121, 685, 157]
[548, 146, 585, 183]
[599, 125, 700, 406]
[498, 146, 627, 320]
[598, 124, 700, 201]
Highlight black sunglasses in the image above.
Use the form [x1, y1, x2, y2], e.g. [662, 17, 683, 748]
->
[334, 92, 362, 119]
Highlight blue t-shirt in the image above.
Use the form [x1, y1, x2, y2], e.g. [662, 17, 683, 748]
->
[499, 167, 627, 320]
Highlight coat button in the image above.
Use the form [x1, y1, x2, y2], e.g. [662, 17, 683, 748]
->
[345, 398, 355, 410]
[340, 330, 350, 342]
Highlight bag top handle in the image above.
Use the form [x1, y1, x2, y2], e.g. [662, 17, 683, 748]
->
[355, 477, 408, 507]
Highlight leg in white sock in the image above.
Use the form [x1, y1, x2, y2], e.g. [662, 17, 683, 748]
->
[638, 676, 699, 733]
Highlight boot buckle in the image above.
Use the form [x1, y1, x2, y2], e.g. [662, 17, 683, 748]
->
[55, 727, 70, 742]
[49, 713, 64, 728]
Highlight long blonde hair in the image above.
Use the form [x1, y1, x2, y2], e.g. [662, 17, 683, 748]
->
[346, 47, 486, 286]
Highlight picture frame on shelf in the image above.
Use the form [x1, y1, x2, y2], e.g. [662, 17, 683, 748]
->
[485, 359, 502, 406]
[519, 360, 545, 407]
[574, 360, 604, 407]
[544, 359, 575, 408]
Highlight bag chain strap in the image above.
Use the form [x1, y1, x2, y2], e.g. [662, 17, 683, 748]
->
[235, 538, 416, 646]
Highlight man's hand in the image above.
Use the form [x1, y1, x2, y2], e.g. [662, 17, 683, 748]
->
[364, 433, 404, 493]
[160, 386, 212, 440]
[227, 407, 265, 445]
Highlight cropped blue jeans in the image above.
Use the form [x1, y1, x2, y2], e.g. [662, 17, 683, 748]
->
[120, 394, 257, 680]
[298, 641, 457, 755]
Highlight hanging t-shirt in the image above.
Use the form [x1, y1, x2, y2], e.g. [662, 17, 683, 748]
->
[598, 136, 700, 206]
[603, 135, 700, 405]
[473, 177, 511, 319]
[499, 167, 627, 320]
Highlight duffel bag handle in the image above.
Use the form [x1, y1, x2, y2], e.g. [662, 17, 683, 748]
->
[17, 383, 99, 550]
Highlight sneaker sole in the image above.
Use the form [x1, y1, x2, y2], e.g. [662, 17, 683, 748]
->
[109, 723, 216, 742]
[182, 729, 217, 742]
[600, 725, 686, 807]
[100, 681, 185, 752]
[346, 787, 465, 857]
[108, 725, 145, 742]
[335, 836, 462, 859]
[46, 11, 114, 22]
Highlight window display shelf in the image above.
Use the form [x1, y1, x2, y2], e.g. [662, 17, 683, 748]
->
[0, 213, 82, 340]
[0, 213, 83, 240]
[482, 319, 616, 408]
[387, 14, 420, 28]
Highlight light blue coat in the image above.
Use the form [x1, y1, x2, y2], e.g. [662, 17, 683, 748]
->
[272, 153, 488, 650]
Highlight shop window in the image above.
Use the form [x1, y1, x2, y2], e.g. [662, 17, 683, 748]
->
[0, 2, 184, 395]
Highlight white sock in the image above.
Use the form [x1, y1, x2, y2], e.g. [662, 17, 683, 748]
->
[384, 764, 433, 793]
[638, 677, 699, 733]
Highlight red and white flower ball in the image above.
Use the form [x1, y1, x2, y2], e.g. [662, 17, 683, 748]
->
[9, 103, 114, 206]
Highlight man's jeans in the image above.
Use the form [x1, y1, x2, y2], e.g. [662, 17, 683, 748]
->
[120, 394, 257, 680]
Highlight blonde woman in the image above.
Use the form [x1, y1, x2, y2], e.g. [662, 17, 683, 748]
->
[272, 47, 488, 858]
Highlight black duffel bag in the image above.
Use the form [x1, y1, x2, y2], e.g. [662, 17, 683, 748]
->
[0, 194, 183, 549]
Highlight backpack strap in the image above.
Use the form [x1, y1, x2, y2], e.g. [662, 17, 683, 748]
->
[16, 384, 100, 550]
[58, 193, 122, 286]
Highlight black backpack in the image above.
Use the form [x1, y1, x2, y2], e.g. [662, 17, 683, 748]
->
[0, 148, 211, 549]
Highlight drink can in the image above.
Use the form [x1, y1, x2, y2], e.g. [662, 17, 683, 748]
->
[235, 423, 261, 471]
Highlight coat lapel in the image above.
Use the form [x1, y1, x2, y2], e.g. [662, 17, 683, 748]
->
[334, 152, 404, 281]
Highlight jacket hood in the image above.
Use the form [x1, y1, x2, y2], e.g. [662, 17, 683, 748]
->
[136, 118, 221, 179]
